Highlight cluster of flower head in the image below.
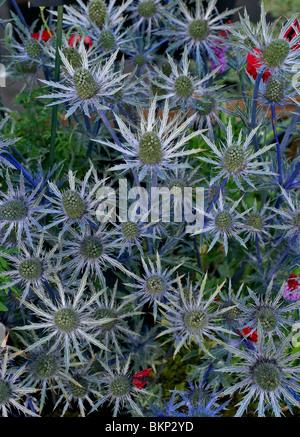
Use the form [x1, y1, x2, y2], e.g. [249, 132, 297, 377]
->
[0, 0, 299, 418]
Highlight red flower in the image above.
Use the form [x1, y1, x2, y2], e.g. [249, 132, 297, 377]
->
[287, 273, 299, 291]
[31, 30, 53, 42]
[238, 327, 258, 343]
[219, 20, 232, 39]
[68, 34, 93, 50]
[132, 369, 151, 389]
[246, 49, 271, 83]
[284, 19, 300, 50]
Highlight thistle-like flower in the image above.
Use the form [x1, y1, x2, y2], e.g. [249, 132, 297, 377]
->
[198, 120, 276, 190]
[0, 348, 39, 417]
[155, 274, 234, 356]
[126, 252, 181, 319]
[0, 235, 58, 304]
[92, 281, 142, 354]
[193, 192, 249, 255]
[238, 279, 299, 340]
[233, 3, 300, 77]
[216, 280, 247, 331]
[110, 219, 152, 256]
[152, 46, 220, 107]
[42, 168, 104, 238]
[217, 328, 300, 417]
[62, 225, 131, 284]
[94, 97, 205, 181]
[91, 355, 148, 416]
[55, 367, 101, 417]
[158, 0, 238, 66]
[0, 171, 44, 248]
[241, 199, 273, 244]
[21, 347, 68, 413]
[128, 0, 167, 43]
[63, 0, 133, 40]
[40, 49, 129, 117]
[15, 274, 115, 370]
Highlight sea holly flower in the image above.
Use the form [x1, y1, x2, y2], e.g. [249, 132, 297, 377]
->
[94, 97, 205, 181]
[238, 279, 299, 340]
[110, 219, 153, 256]
[0, 171, 44, 249]
[15, 273, 115, 370]
[125, 252, 181, 320]
[107, 57, 147, 114]
[198, 120, 276, 190]
[43, 33, 96, 72]
[158, 0, 239, 66]
[189, 86, 233, 138]
[91, 355, 148, 416]
[42, 168, 105, 238]
[0, 235, 59, 304]
[61, 225, 132, 284]
[40, 49, 129, 117]
[128, 0, 167, 44]
[55, 367, 101, 417]
[256, 75, 300, 114]
[217, 328, 300, 417]
[62, 0, 133, 39]
[91, 280, 142, 354]
[0, 348, 39, 417]
[152, 45, 221, 107]
[7, 15, 51, 77]
[241, 199, 273, 244]
[236, 3, 300, 77]
[216, 280, 248, 330]
[193, 192, 249, 255]
[155, 274, 234, 356]
[177, 376, 230, 417]
[283, 273, 300, 302]
[21, 347, 69, 413]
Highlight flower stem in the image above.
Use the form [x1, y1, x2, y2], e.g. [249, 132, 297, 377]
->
[285, 161, 300, 189]
[251, 71, 264, 152]
[271, 103, 283, 186]
[39, 7, 51, 36]
[49, 5, 63, 168]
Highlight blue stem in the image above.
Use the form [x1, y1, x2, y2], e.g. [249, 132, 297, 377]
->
[1, 152, 37, 187]
[144, 38, 169, 56]
[251, 71, 264, 153]
[285, 161, 300, 189]
[271, 103, 283, 186]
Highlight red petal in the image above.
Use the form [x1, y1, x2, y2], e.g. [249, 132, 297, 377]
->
[238, 327, 258, 343]
[132, 369, 151, 389]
